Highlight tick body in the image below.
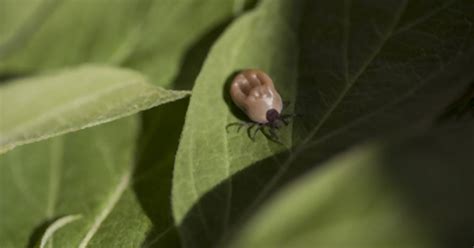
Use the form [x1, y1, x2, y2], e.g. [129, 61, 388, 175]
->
[227, 69, 292, 142]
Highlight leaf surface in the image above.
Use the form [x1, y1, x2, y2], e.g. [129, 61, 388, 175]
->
[172, 0, 300, 245]
[0, 0, 244, 87]
[0, 117, 152, 247]
[0, 65, 188, 154]
[230, 122, 474, 248]
[172, 0, 474, 246]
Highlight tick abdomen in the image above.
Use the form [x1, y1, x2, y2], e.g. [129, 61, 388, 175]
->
[230, 69, 283, 124]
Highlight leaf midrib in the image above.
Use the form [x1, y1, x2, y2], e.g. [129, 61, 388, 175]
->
[46, 137, 63, 218]
[78, 172, 131, 248]
[248, 0, 409, 211]
[301, 0, 408, 147]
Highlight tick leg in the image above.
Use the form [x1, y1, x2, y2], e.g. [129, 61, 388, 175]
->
[260, 126, 273, 140]
[278, 118, 288, 126]
[247, 124, 256, 141]
[261, 126, 283, 144]
[237, 123, 247, 132]
[227, 121, 253, 132]
[226, 122, 243, 132]
[280, 114, 296, 126]
[269, 127, 281, 142]
[280, 114, 294, 119]
[250, 125, 262, 141]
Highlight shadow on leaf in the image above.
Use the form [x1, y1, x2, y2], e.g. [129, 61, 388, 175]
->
[132, 15, 244, 248]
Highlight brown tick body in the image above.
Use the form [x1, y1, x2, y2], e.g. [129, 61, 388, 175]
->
[227, 69, 292, 142]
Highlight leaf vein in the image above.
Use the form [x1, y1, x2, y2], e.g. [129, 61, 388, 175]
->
[393, 0, 456, 36]
[46, 137, 63, 218]
[249, 0, 409, 211]
[78, 171, 130, 248]
[40, 215, 82, 248]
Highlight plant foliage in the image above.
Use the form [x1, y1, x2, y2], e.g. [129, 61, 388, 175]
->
[0, 0, 472, 247]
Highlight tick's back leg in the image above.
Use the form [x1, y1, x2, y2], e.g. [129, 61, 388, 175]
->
[246, 124, 257, 141]
[227, 121, 253, 132]
[249, 124, 262, 141]
[269, 127, 281, 141]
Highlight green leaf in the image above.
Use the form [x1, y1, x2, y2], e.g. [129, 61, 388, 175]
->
[0, 0, 244, 87]
[172, 0, 300, 245]
[172, 0, 474, 246]
[122, 0, 253, 88]
[0, 101, 193, 248]
[230, 122, 474, 248]
[132, 99, 191, 248]
[83, 188, 154, 248]
[39, 215, 82, 248]
[0, 117, 152, 247]
[0, 0, 49, 47]
[0, 65, 189, 154]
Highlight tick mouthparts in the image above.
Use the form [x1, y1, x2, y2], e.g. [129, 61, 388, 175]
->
[266, 109, 280, 123]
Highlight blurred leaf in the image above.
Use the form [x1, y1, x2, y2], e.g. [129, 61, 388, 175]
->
[0, 117, 153, 247]
[122, 0, 254, 88]
[0, 65, 189, 154]
[0, 0, 53, 47]
[172, 0, 474, 246]
[230, 121, 474, 248]
[0, 0, 243, 87]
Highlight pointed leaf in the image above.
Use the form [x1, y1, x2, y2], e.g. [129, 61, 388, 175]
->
[172, 0, 474, 246]
[172, 0, 300, 244]
[0, 65, 189, 154]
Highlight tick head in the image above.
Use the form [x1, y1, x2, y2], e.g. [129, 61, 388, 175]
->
[266, 109, 280, 124]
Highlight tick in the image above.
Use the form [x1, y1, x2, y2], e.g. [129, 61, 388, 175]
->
[226, 69, 292, 142]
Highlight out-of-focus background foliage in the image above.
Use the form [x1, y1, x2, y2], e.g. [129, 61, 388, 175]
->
[0, 0, 473, 247]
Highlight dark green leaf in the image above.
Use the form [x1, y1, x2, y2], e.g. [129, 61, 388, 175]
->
[230, 122, 474, 248]
[172, 0, 474, 246]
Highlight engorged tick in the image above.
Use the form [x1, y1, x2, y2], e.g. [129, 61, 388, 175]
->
[226, 69, 293, 143]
